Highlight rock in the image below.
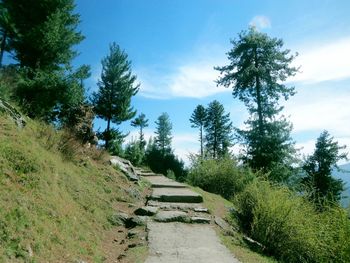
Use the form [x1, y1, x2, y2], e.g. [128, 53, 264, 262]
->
[0, 98, 26, 127]
[214, 216, 234, 235]
[150, 188, 203, 203]
[194, 207, 209, 213]
[107, 212, 129, 226]
[190, 216, 211, 224]
[125, 216, 149, 228]
[243, 235, 265, 250]
[134, 206, 158, 216]
[110, 156, 139, 181]
[154, 211, 190, 223]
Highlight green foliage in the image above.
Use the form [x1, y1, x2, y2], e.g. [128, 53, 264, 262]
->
[97, 127, 127, 156]
[155, 112, 172, 155]
[302, 130, 347, 207]
[216, 28, 298, 182]
[187, 157, 254, 199]
[124, 140, 144, 166]
[204, 100, 233, 159]
[2, 0, 83, 70]
[234, 179, 350, 262]
[237, 116, 297, 183]
[144, 139, 187, 181]
[190, 104, 206, 158]
[131, 113, 149, 150]
[92, 42, 139, 149]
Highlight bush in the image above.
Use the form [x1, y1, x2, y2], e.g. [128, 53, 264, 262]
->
[234, 179, 350, 262]
[124, 140, 144, 166]
[187, 157, 254, 199]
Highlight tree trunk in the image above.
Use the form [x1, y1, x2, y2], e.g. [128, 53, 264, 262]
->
[0, 30, 7, 68]
[254, 46, 264, 136]
[200, 125, 203, 158]
[105, 117, 111, 149]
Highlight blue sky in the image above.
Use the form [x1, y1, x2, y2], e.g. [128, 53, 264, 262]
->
[74, 0, 350, 164]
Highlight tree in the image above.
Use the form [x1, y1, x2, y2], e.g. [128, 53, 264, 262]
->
[215, 28, 298, 181]
[302, 131, 347, 207]
[155, 112, 172, 155]
[92, 43, 139, 149]
[2, 0, 86, 120]
[190, 104, 206, 158]
[204, 100, 233, 159]
[131, 113, 149, 150]
[2, 0, 83, 71]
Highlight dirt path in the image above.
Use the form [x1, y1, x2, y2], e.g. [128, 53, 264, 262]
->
[138, 170, 240, 263]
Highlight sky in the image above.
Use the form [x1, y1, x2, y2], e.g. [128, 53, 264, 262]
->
[73, 0, 350, 165]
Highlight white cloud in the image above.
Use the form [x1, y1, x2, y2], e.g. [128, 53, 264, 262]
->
[284, 87, 350, 137]
[138, 61, 229, 99]
[249, 15, 271, 30]
[290, 37, 350, 83]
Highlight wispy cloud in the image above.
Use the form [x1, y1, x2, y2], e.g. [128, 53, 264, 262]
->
[290, 37, 350, 83]
[138, 62, 229, 99]
[249, 15, 271, 30]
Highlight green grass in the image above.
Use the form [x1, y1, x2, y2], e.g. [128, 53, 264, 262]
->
[0, 115, 141, 262]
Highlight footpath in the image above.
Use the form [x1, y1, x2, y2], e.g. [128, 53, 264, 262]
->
[135, 168, 240, 263]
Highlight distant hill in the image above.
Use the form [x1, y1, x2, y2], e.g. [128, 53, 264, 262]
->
[333, 163, 350, 208]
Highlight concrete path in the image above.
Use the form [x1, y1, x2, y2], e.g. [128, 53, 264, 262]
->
[139, 170, 240, 263]
[145, 222, 239, 263]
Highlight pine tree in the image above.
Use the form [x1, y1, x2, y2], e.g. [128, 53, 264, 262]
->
[131, 113, 149, 150]
[2, 0, 86, 120]
[2, 0, 83, 71]
[302, 131, 347, 208]
[204, 100, 233, 159]
[155, 112, 172, 155]
[216, 28, 298, 181]
[92, 43, 139, 149]
[190, 104, 206, 158]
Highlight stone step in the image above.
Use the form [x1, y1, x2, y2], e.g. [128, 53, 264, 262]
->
[147, 201, 208, 212]
[137, 171, 162, 177]
[144, 175, 187, 188]
[149, 188, 203, 203]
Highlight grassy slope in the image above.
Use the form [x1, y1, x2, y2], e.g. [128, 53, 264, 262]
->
[0, 115, 145, 262]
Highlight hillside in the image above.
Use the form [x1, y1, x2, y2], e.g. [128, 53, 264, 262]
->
[0, 114, 148, 262]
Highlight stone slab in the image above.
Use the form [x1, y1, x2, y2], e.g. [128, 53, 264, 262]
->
[147, 201, 206, 211]
[150, 188, 203, 203]
[154, 211, 189, 223]
[144, 176, 187, 188]
[145, 222, 240, 263]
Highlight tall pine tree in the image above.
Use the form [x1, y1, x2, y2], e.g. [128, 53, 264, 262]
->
[190, 104, 206, 158]
[216, 28, 298, 181]
[92, 42, 139, 149]
[204, 100, 233, 159]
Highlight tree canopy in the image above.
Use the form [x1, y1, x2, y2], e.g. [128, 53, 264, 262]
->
[92, 42, 139, 149]
[155, 112, 172, 155]
[216, 28, 298, 181]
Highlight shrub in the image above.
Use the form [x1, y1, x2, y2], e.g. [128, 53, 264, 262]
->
[234, 179, 350, 262]
[187, 157, 254, 199]
[124, 140, 144, 166]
